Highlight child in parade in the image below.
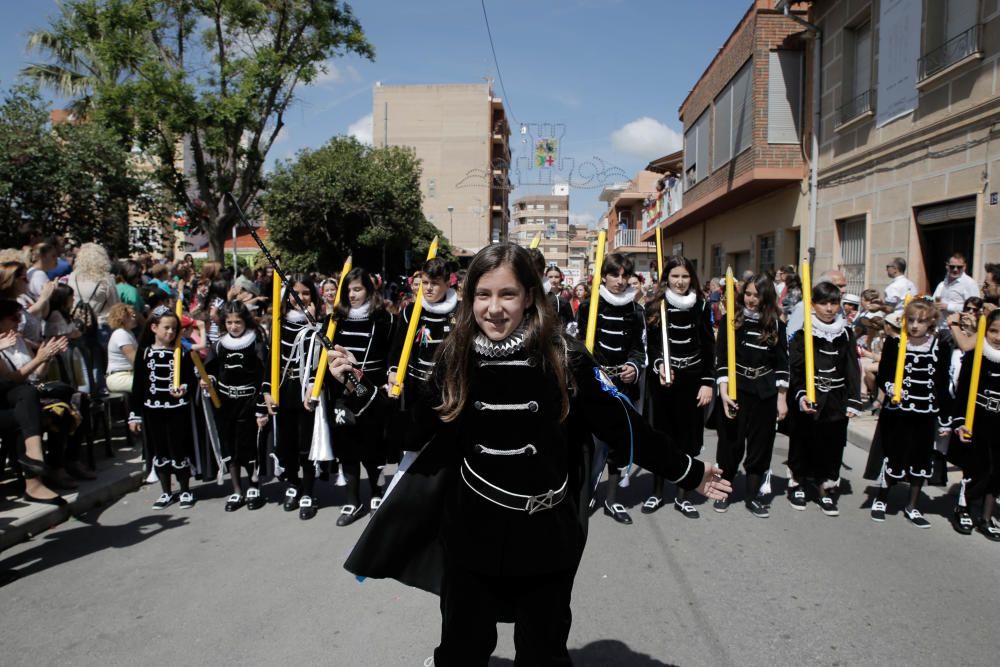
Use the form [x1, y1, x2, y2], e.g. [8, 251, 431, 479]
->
[330, 267, 394, 526]
[644, 255, 716, 517]
[129, 305, 198, 510]
[951, 308, 1000, 540]
[340, 243, 730, 665]
[787, 282, 862, 516]
[869, 299, 951, 527]
[261, 273, 326, 519]
[202, 301, 269, 512]
[575, 252, 646, 524]
[714, 274, 788, 517]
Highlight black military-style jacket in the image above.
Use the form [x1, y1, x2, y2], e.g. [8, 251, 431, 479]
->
[789, 317, 862, 420]
[716, 315, 789, 399]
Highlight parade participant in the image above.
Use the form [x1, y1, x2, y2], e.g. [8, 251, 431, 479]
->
[868, 299, 951, 527]
[713, 273, 788, 516]
[529, 250, 574, 331]
[575, 252, 646, 524]
[128, 306, 198, 510]
[644, 255, 716, 517]
[330, 267, 393, 526]
[952, 308, 1000, 540]
[202, 301, 269, 512]
[387, 257, 458, 451]
[787, 282, 862, 516]
[341, 242, 731, 665]
[261, 273, 325, 518]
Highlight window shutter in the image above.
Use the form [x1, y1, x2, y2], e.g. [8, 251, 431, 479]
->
[768, 50, 803, 144]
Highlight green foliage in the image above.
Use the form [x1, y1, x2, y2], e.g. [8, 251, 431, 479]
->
[263, 136, 444, 274]
[0, 83, 167, 255]
[27, 0, 374, 260]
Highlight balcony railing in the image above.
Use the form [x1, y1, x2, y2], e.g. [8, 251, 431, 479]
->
[639, 175, 683, 235]
[838, 89, 873, 125]
[613, 228, 654, 249]
[919, 24, 980, 81]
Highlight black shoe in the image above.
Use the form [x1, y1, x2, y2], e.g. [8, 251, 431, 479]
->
[603, 501, 633, 525]
[871, 500, 887, 523]
[788, 488, 807, 510]
[17, 454, 48, 476]
[952, 508, 974, 535]
[152, 492, 176, 510]
[978, 518, 1000, 541]
[903, 507, 930, 529]
[178, 492, 195, 509]
[746, 499, 769, 518]
[283, 487, 299, 512]
[818, 496, 839, 516]
[23, 492, 67, 507]
[336, 504, 364, 527]
[712, 498, 729, 514]
[298, 496, 317, 520]
[246, 487, 265, 511]
[641, 496, 664, 514]
[224, 493, 245, 512]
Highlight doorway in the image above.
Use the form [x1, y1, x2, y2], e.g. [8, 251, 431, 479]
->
[916, 197, 976, 289]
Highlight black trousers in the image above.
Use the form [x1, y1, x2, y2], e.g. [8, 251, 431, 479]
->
[276, 382, 315, 479]
[648, 370, 705, 457]
[715, 391, 777, 483]
[434, 563, 574, 667]
[788, 415, 847, 486]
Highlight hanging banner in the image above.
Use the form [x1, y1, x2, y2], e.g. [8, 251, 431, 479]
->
[876, 0, 922, 128]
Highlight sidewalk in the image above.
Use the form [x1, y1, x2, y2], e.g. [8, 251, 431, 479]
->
[0, 441, 146, 552]
[846, 411, 878, 451]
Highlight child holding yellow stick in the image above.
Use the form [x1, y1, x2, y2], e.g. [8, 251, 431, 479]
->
[870, 299, 951, 527]
[949, 309, 1000, 540]
[788, 282, 862, 516]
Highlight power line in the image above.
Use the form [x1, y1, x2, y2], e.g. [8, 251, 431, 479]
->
[480, 0, 517, 125]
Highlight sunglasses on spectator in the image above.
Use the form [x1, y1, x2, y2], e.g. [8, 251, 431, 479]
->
[947, 264, 965, 270]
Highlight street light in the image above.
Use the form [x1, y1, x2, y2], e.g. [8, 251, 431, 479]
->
[447, 205, 454, 242]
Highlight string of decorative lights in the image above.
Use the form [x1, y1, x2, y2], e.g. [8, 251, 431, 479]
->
[480, 0, 517, 125]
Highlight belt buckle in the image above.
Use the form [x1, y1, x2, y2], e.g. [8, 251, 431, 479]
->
[525, 489, 556, 515]
[815, 377, 831, 392]
[988, 397, 1000, 413]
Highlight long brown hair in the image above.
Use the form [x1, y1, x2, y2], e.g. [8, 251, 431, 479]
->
[435, 243, 572, 423]
[646, 254, 702, 327]
[734, 273, 781, 345]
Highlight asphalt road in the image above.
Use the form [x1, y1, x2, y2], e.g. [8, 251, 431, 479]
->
[2, 431, 998, 667]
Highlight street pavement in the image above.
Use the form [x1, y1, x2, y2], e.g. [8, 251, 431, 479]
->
[2, 427, 999, 667]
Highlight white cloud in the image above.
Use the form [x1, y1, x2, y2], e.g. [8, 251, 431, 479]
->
[348, 113, 373, 145]
[568, 212, 597, 228]
[610, 117, 683, 158]
[315, 61, 361, 86]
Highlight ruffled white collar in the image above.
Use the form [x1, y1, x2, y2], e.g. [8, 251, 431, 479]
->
[423, 289, 457, 314]
[665, 289, 696, 310]
[743, 308, 761, 322]
[983, 343, 1000, 363]
[347, 303, 371, 320]
[810, 313, 846, 341]
[473, 322, 527, 358]
[599, 284, 637, 307]
[906, 337, 933, 352]
[219, 330, 256, 350]
[286, 310, 309, 324]
[543, 280, 552, 295]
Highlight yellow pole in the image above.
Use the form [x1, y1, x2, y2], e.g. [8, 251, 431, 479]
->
[964, 314, 986, 434]
[892, 294, 912, 405]
[390, 237, 439, 397]
[801, 258, 815, 405]
[584, 229, 607, 353]
[190, 351, 221, 409]
[725, 267, 737, 401]
[529, 233, 541, 249]
[310, 256, 353, 400]
[655, 226, 670, 385]
[270, 270, 282, 406]
[172, 298, 183, 389]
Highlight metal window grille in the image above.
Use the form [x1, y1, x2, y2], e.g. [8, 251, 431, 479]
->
[839, 217, 866, 295]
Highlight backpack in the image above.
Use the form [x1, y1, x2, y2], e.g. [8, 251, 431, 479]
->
[71, 278, 103, 341]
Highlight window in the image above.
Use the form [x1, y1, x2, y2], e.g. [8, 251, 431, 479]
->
[758, 234, 775, 273]
[711, 244, 723, 279]
[838, 216, 867, 295]
[921, 0, 981, 80]
[768, 51, 803, 143]
[428, 178, 436, 198]
[714, 59, 753, 167]
[684, 110, 710, 189]
[840, 21, 872, 125]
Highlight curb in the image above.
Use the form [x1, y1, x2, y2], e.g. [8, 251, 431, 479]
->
[0, 466, 146, 552]
[847, 423, 874, 452]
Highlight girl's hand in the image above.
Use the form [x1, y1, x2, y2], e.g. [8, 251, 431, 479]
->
[695, 385, 713, 407]
[696, 465, 731, 501]
[776, 393, 788, 422]
[957, 425, 972, 442]
[619, 364, 637, 384]
[263, 393, 276, 415]
[719, 384, 738, 419]
[327, 345, 358, 384]
[169, 385, 187, 398]
[799, 397, 817, 414]
[129, 421, 142, 434]
[256, 415, 269, 429]
[0, 330, 17, 351]
[199, 376, 214, 391]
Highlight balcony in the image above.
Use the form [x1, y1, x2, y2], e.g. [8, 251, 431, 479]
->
[639, 175, 684, 235]
[918, 24, 982, 85]
[837, 89, 874, 129]
[612, 228, 655, 250]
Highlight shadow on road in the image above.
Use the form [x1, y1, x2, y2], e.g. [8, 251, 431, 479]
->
[487, 639, 677, 666]
[0, 513, 188, 586]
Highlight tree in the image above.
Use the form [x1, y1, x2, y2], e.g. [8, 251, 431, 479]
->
[28, 0, 375, 260]
[263, 136, 444, 275]
[0, 83, 166, 254]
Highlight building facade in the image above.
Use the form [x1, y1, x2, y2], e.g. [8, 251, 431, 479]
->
[372, 82, 511, 256]
[603, 170, 659, 282]
[812, 0, 1000, 295]
[643, 0, 812, 283]
[511, 186, 572, 277]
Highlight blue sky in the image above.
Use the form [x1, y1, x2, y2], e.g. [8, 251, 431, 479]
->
[0, 0, 752, 227]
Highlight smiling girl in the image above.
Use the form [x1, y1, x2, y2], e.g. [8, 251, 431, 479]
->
[340, 243, 729, 665]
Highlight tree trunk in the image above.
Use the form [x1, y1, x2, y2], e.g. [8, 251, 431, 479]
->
[209, 219, 226, 262]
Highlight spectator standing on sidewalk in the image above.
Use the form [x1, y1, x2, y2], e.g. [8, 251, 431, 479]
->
[884, 258, 916, 312]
